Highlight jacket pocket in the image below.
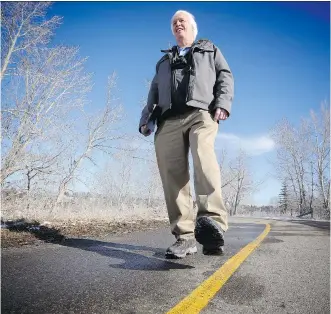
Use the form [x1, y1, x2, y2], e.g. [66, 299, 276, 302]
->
[191, 51, 216, 105]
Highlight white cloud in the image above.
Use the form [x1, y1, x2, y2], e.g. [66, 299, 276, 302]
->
[133, 132, 275, 156]
[216, 133, 275, 156]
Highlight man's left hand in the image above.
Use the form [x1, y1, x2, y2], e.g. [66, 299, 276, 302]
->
[213, 108, 228, 121]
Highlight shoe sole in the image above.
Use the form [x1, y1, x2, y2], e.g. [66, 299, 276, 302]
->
[203, 246, 224, 256]
[195, 216, 224, 248]
[165, 246, 197, 259]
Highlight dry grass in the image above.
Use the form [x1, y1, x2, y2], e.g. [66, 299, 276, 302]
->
[2, 196, 168, 222]
[1, 229, 38, 247]
[1, 196, 169, 248]
[1, 218, 169, 248]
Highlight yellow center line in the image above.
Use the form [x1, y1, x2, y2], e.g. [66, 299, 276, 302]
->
[166, 223, 271, 314]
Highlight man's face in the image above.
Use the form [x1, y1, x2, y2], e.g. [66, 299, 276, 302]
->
[172, 13, 193, 41]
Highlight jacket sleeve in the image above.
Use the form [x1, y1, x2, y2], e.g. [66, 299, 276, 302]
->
[213, 46, 234, 116]
[138, 73, 158, 133]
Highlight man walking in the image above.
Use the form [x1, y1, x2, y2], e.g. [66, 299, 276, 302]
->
[139, 10, 234, 258]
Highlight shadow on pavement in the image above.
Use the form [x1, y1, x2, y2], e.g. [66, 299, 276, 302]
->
[2, 218, 194, 271]
[290, 220, 330, 231]
[63, 238, 194, 271]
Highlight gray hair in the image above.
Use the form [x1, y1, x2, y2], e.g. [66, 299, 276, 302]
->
[170, 10, 198, 41]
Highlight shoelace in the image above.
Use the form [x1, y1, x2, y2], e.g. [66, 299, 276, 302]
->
[174, 239, 186, 247]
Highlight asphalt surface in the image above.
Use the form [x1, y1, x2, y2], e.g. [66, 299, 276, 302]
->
[1, 217, 330, 314]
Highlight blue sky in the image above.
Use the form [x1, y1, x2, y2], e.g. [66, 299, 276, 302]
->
[47, 1, 330, 205]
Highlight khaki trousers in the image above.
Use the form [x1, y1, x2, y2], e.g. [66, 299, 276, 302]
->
[154, 109, 228, 240]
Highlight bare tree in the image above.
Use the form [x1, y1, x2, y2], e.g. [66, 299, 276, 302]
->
[218, 149, 239, 189]
[308, 104, 330, 214]
[1, 2, 92, 187]
[271, 104, 330, 218]
[1, 45, 92, 185]
[228, 150, 253, 215]
[271, 119, 310, 214]
[56, 73, 124, 203]
[1, 2, 136, 221]
[218, 149, 261, 215]
[1, 2, 62, 81]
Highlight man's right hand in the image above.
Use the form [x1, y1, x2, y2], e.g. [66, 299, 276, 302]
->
[140, 125, 152, 137]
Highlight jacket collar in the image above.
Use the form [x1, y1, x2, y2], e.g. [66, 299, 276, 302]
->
[161, 39, 214, 54]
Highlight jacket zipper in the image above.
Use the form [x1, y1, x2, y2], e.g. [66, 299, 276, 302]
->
[186, 48, 195, 102]
[185, 66, 191, 102]
[169, 52, 174, 110]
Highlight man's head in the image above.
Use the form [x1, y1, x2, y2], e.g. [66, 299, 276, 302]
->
[171, 10, 198, 47]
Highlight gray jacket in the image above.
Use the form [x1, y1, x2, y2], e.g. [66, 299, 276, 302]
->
[139, 39, 234, 131]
